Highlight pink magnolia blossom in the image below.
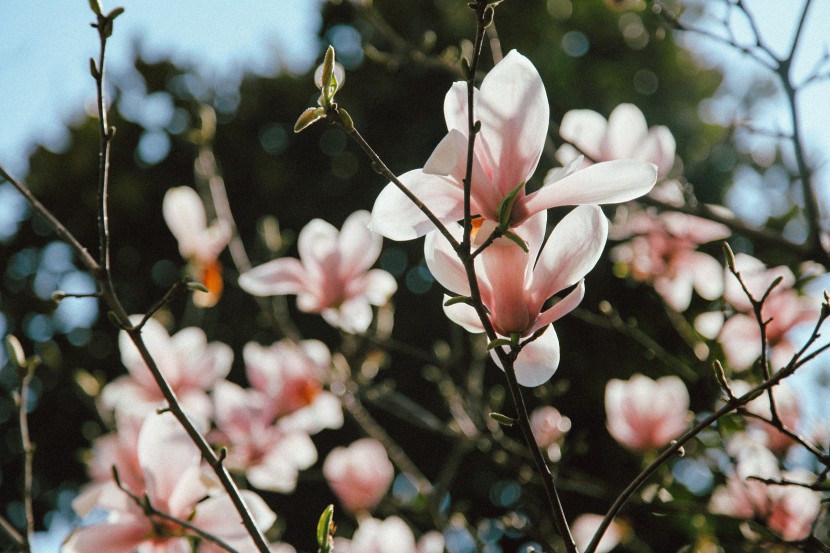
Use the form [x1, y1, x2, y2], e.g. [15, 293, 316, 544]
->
[101, 316, 232, 426]
[530, 405, 571, 461]
[323, 438, 395, 514]
[370, 50, 656, 241]
[210, 381, 318, 493]
[239, 210, 397, 333]
[571, 513, 626, 553]
[714, 254, 820, 371]
[605, 374, 690, 451]
[556, 103, 676, 179]
[425, 205, 608, 386]
[610, 208, 731, 311]
[163, 186, 231, 308]
[332, 517, 444, 553]
[65, 413, 275, 553]
[746, 383, 802, 452]
[710, 439, 822, 542]
[243, 339, 343, 432]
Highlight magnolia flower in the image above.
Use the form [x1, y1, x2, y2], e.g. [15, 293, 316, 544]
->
[426, 205, 607, 386]
[611, 208, 730, 311]
[332, 517, 444, 553]
[64, 413, 276, 553]
[243, 339, 343, 433]
[163, 186, 231, 308]
[239, 210, 397, 333]
[557, 103, 676, 179]
[710, 439, 822, 542]
[530, 406, 571, 461]
[210, 381, 318, 493]
[370, 50, 656, 241]
[744, 382, 801, 452]
[605, 374, 689, 451]
[571, 513, 626, 553]
[100, 316, 232, 426]
[323, 438, 395, 514]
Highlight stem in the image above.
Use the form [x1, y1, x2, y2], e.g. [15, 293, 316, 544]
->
[18, 364, 36, 551]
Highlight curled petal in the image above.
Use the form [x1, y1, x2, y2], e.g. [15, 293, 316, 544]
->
[442, 294, 485, 333]
[531, 280, 586, 334]
[239, 258, 307, 297]
[491, 326, 560, 387]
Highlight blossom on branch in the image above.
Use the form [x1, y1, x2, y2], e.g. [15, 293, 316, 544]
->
[604, 374, 690, 451]
[64, 413, 275, 553]
[332, 516, 444, 553]
[239, 210, 397, 333]
[323, 438, 394, 514]
[370, 50, 657, 240]
[163, 186, 231, 308]
[556, 103, 676, 179]
[425, 206, 608, 386]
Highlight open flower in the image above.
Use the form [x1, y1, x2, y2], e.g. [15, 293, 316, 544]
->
[163, 186, 231, 307]
[64, 413, 275, 553]
[239, 210, 397, 333]
[370, 50, 656, 241]
[332, 517, 443, 553]
[425, 205, 607, 386]
[556, 103, 676, 178]
[101, 316, 232, 426]
[605, 374, 690, 451]
[323, 438, 395, 514]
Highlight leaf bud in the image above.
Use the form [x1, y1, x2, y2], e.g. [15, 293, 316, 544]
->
[5, 335, 26, 369]
[187, 281, 209, 293]
[320, 46, 336, 91]
[88, 0, 103, 15]
[338, 108, 354, 132]
[489, 412, 517, 427]
[722, 242, 736, 272]
[294, 107, 325, 133]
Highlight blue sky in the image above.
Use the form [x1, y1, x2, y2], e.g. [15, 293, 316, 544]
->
[0, 0, 322, 176]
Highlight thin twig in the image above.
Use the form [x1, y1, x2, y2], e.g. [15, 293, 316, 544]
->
[18, 362, 37, 551]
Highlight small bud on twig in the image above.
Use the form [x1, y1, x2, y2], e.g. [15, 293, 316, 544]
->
[5, 335, 26, 369]
[317, 504, 335, 553]
[489, 412, 517, 427]
[295, 107, 325, 133]
[88, 0, 103, 16]
[722, 242, 736, 272]
[338, 108, 355, 132]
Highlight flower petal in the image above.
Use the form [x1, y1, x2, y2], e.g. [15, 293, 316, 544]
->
[531, 280, 586, 334]
[337, 210, 382, 280]
[525, 159, 657, 214]
[442, 294, 485, 333]
[424, 227, 470, 295]
[605, 103, 649, 159]
[491, 326, 560, 387]
[238, 258, 307, 297]
[558, 109, 608, 161]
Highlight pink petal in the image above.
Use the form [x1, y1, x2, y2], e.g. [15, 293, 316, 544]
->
[119, 316, 177, 390]
[637, 125, 676, 177]
[442, 294, 485, 333]
[297, 218, 339, 283]
[191, 491, 276, 545]
[370, 169, 465, 240]
[524, 159, 657, 214]
[531, 280, 586, 333]
[137, 413, 201, 507]
[238, 257, 307, 297]
[558, 109, 608, 161]
[163, 187, 208, 258]
[424, 226, 471, 295]
[63, 516, 151, 553]
[531, 205, 607, 306]
[605, 103, 649, 159]
[491, 326, 560, 387]
[359, 269, 398, 306]
[337, 210, 382, 280]
[323, 296, 372, 333]
[475, 50, 549, 196]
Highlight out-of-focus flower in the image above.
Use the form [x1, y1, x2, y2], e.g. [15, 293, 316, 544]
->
[244, 339, 342, 433]
[332, 517, 443, 553]
[370, 51, 656, 241]
[163, 186, 231, 308]
[426, 206, 607, 386]
[709, 254, 821, 371]
[323, 438, 395, 514]
[101, 316, 232, 426]
[745, 383, 801, 452]
[239, 210, 397, 333]
[557, 103, 675, 179]
[605, 374, 690, 451]
[530, 406, 572, 461]
[210, 381, 318, 493]
[571, 513, 626, 553]
[710, 438, 822, 542]
[610, 191, 731, 312]
[65, 413, 275, 553]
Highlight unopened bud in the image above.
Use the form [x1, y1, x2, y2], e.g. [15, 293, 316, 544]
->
[51, 291, 68, 303]
[88, 0, 103, 15]
[338, 108, 354, 132]
[722, 242, 736, 272]
[5, 335, 26, 368]
[294, 107, 325, 133]
[320, 46, 336, 94]
[489, 412, 516, 427]
[187, 281, 209, 293]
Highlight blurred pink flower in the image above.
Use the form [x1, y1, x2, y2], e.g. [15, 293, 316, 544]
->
[557, 103, 676, 178]
[746, 383, 801, 452]
[605, 374, 689, 451]
[370, 51, 656, 241]
[65, 413, 275, 553]
[530, 405, 571, 461]
[571, 513, 626, 553]
[425, 206, 608, 386]
[243, 339, 343, 433]
[101, 316, 232, 426]
[239, 210, 397, 333]
[163, 186, 231, 308]
[716, 254, 820, 371]
[210, 381, 318, 493]
[332, 517, 443, 553]
[710, 439, 821, 542]
[323, 438, 394, 514]
[611, 208, 730, 312]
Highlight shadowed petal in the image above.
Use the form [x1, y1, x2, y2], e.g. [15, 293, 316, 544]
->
[239, 258, 307, 297]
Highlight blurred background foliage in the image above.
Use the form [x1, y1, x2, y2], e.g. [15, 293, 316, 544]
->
[0, 0, 812, 551]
